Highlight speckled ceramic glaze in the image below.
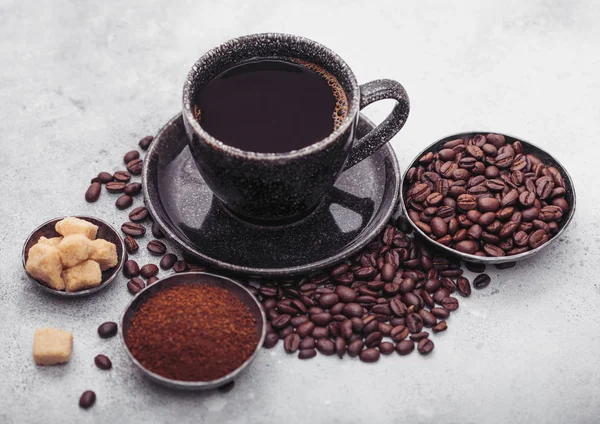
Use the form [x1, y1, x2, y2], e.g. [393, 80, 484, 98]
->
[143, 113, 400, 277]
[182, 33, 409, 223]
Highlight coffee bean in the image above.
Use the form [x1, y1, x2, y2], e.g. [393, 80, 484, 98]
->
[79, 390, 96, 409]
[391, 325, 409, 341]
[311, 313, 332, 327]
[140, 264, 159, 278]
[409, 331, 429, 342]
[263, 332, 279, 348]
[406, 313, 423, 334]
[147, 276, 159, 285]
[97, 322, 117, 338]
[173, 260, 188, 273]
[345, 339, 363, 357]
[342, 303, 363, 318]
[121, 222, 145, 237]
[151, 221, 164, 238]
[123, 260, 140, 278]
[359, 348, 380, 363]
[129, 206, 149, 222]
[106, 181, 126, 193]
[85, 182, 101, 202]
[456, 276, 472, 297]
[147, 240, 167, 256]
[335, 286, 357, 302]
[124, 182, 142, 196]
[115, 194, 133, 209]
[159, 253, 177, 270]
[483, 243, 505, 257]
[396, 340, 415, 356]
[123, 236, 138, 254]
[432, 321, 448, 333]
[430, 307, 450, 319]
[272, 314, 292, 329]
[318, 293, 339, 309]
[365, 331, 383, 348]
[441, 297, 459, 311]
[94, 354, 112, 370]
[316, 338, 336, 355]
[417, 338, 435, 355]
[473, 273, 491, 289]
[291, 315, 309, 327]
[113, 171, 131, 182]
[418, 310, 437, 327]
[298, 348, 317, 359]
[98, 172, 113, 184]
[124, 150, 140, 164]
[389, 298, 408, 317]
[139, 135, 154, 150]
[455, 240, 478, 254]
[127, 277, 145, 294]
[379, 342, 395, 355]
[284, 333, 301, 353]
[126, 158, 143, 175]
[299, 337, 315, 350]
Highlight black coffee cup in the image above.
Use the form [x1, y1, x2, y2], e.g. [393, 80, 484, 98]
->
[182, 33, 409, 223]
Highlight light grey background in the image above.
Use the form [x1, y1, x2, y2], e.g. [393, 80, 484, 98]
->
[1, 0, 598, 423]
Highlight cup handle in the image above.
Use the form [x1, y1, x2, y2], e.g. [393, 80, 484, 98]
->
[343, 79, 410, 170]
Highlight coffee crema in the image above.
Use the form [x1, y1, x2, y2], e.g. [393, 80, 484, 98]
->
[193, 59, 348, 153]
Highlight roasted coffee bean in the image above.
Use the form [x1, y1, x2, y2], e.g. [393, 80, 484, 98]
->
[298, 348, 317, 359]
[85, 182, 101, 202]
[122, 236, 138, 254]
[151, 221, 164, 238]
[342, 303, 363, 318]
[291, 316, 309, 327]
[333, 286, 355, 303]
[263, 332, 279, 348]
[473, 273, 491, 289]
[396, 340, 415, 355]
[430, 307, 450, 319]
[433, 288, 450, 304]
[299, 337, 315, 350]
[389, 298, 408, 317]
[334, 336, 347, 358]
[97, 322, 118, 338]
[347, 339, 364, 357]
[139, 135, 154, 150]
[409, 331, 429, 342]
[115, 194, 133, 209]
[127, 277, 145, 294]
[97, 171, 113, 184]
[147, 240, 167, 256]
[316, 338, 336, 355]
[417, 338, 435, 355]
[377, 341, 393, 355]
[147, 276, 159, 285]
[483, 244, 505, 257]
[318, 293, 339, 309]
[456, 276, 472, 297]
[441, 297, 459, 311]
[129, 206, 149, 222]
[124, 150, 140, 164]
[529, 229, 549, 248]
[296, 321, 315, 338]
[311, 313, 332, 326]
[123, 260, 140, 278]
[140, 264, 159, 278]
[391, 325, 409, 341]
[94, 354, 112, 370]
[359, 348, 380, 363]
[113, 170, 131, 182]
[455, 240, 478, 254]
[272, 314, 292, 329]
[365, 331, 383, 348]
[432, 321, 448, 333]
[284, 334, 301, 353]
[159, 253, 177, 270]
[106, 183, 127, 197]
[312, 326, 329, 339]
[121, 222, 146, 237]
[79, 390, 96, 409]
[419, 310, 437, 327]
[124, 182, 142, 196]
[173, 260, 188, 273]
[126, 158, 143, 175]
[406, 313, 424, 334]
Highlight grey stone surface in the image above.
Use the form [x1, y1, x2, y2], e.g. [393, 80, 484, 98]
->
[0, 0, 598, 423]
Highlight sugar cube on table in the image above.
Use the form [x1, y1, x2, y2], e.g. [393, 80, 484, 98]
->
[89, 239, 118, 271]
[58, 234, 91, 267]
[33, 327, 73, 365]
[25, 243, 65, 290]
[62, 260, 102, 292]
[55, 217, 98, 240]
[38, 236, 63, 246]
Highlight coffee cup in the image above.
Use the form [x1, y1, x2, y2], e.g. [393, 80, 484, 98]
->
[182, 33, 409, 223]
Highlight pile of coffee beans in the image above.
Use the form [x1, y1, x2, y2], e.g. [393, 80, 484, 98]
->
[404, 133, 570, 257]
[245, 217, 492, 362]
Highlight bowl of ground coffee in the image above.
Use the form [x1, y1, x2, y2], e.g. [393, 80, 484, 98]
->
[120, 272, 266, 390]
[400, 132, 576, 264]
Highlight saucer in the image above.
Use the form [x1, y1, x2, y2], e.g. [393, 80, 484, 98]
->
[143, 113, 400, 277]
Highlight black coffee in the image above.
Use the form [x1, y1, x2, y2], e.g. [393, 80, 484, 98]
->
[194, 59, 348, 153]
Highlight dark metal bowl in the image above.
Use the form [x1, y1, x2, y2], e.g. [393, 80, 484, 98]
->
[400, 131, 576, 264]
[120, 272, 266, 391]
[22, 216, 126, 297]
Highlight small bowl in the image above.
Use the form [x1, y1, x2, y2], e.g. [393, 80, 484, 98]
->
[400, 131, 576, 264]
[120, 272, 266, 391]
[22, 216, 126, 297]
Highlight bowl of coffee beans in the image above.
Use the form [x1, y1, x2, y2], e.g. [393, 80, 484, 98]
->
[120, 272, 266, 390]
[400, 132, 576, 263]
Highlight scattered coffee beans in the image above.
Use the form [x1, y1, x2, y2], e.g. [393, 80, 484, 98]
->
[97, 322, 117, 339]
[123, 260, 140, 278]
[159, 253, 177, 270]
[151, 221, 164, 239]
[115, 194, 133, 210]
[79, 390, 96, 409]
[127, 277, 145, 294]
[126, 158, 143, 175]
[124, 236, 139, 254]
[124, 182, 142, 196]
[129, 206, 149, 222]
[106, 181, 126, 193]
[138, 135, 153, 150]
[140, 264, 158, 279]
[404, 133, 570, 257]
[85, 182, 101, 203]
[473, 273, 491, 289]
[94, 354, 112, 370]
[123, 150, 140, 164]
[113, 171, 131, 183]
[121, 222, 145, 238]
[147, 240, 167, 256]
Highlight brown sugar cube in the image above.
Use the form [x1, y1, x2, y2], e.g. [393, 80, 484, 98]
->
[33, 327, 73, 365]
[58, 234, 91, 267]
[62, 260, 102, 292]
[89, 239, 118, 271]
[55, 217, 98, 240]
[25, 243, 65, 290]
[38, 236, 63, 247]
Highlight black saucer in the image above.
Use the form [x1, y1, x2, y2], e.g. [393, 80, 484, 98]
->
[143, 113, 400, 277]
